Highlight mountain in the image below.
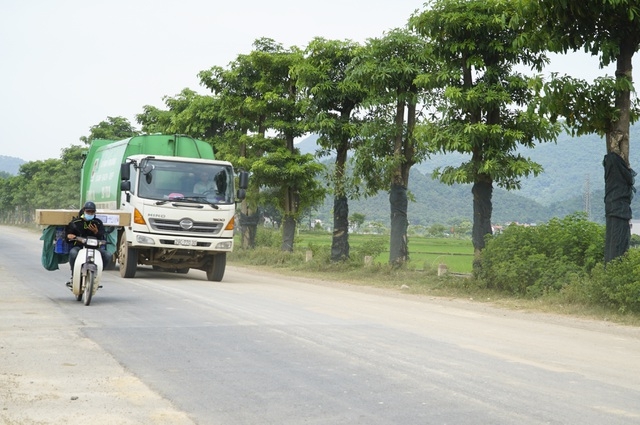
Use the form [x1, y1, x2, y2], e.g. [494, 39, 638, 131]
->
[0, 155, 25, 176]
[313, 168, 568, 227]
[416, 130, 638, 207]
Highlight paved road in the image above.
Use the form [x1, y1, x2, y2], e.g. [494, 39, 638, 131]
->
[2, 225, 640, 424]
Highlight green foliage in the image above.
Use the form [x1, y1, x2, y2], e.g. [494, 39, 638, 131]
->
[532, 0, 640, 181]
[254, 227, 281, 248]
[79, 116, 139, 144]
[532, 0, 640, 67]
[0, 145, 85, 223]
[411, 0, 560, 191]
[586, 249, 640, 313]
[352, 239, 386, 260]
[540, 74, 640, 137]
[137, 89, 228, 143]
[349, 212, 366, 230]
[349, 28, 435, 192]
[476, 213, 605, 296]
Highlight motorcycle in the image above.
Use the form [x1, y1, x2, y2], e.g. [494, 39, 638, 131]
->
[70, 236, 106, 306]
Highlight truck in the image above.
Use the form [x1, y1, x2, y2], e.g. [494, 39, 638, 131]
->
[37, 134, 248, 282]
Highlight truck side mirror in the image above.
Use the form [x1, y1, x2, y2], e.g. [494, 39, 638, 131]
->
[121, 181, 131, 191]
[120, 163, 130, 181]
[236, 189, 246, 201]
[238, 171, 249, 190]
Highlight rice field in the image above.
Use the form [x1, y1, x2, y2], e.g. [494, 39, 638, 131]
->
[297, 232, 474, 274]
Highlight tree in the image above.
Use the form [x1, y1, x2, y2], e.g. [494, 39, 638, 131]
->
[79, 116, 139, 144]
[410, 0, 560, 257]
[202, 38, 325, 252]
[0, 146, 85, 223]
[427, 223, 447, 237]
[294, 37, 367, 261]
[348, 28, 435, 266]
[199, 45, 278, 250]
[349, 212, 366, 232]
[137, 88, 229, 143]
[531, 0, 640, 261]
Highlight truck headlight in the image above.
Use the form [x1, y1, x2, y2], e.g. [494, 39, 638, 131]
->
[136, 235, 155, 245]
[215, 241, 233, 250]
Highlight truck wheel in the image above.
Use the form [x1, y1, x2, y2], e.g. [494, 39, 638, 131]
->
[206, 253, 226, 282]
[119, 233, 138, 278]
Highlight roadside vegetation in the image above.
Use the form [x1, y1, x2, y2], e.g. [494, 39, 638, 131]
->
[230, 213, 640, 326]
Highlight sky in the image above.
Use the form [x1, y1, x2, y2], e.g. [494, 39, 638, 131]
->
[0, 0, 635, 162]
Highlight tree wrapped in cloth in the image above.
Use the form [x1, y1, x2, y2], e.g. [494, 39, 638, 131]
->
[531, 0, 640, 261]
[603, 152, 637, 262]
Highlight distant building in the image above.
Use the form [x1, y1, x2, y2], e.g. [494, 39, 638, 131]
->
[631, 219, 640, 236]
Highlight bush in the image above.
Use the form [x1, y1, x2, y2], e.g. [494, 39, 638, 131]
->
[255, 227, 281, 248]
[352, 239, 386, 263]
[585, 249, 640, 313]
[476, 213, 604, 297]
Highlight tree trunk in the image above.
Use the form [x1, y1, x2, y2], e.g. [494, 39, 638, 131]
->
[331, 195, 349, 261]
[604, 43, 636, 261]
[240, 207, 259, 249]
[472, 174, 493, 256]
[388, 97, 408, 266]
[389, 182, 408, 266]
[330, 137, 350, 262]
[281, 214, 296, 252]
[280, 133, 298, 253]
[238, 133, 259, 249]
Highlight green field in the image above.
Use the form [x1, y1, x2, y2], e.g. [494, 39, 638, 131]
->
[296, 232, 475, 274]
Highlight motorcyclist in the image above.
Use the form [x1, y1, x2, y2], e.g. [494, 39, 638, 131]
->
[65, 201, 110, 287]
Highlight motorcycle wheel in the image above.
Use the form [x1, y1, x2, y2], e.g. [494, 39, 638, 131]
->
[84, 270, 94, 306]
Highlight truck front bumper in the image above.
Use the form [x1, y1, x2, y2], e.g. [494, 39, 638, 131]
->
[128, 230, 234, 252]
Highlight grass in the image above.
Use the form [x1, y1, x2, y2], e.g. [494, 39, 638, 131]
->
[299, 231, 475, 273]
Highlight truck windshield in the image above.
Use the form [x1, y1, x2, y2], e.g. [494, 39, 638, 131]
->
[136, 160, 234, 204]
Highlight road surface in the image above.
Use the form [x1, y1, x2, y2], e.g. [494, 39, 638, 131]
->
[1, 225, 640, 424]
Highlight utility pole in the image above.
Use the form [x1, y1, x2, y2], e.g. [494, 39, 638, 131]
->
[583, 175, 592, 221]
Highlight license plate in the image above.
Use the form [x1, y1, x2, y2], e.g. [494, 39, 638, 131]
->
[175, 238, 198, 246]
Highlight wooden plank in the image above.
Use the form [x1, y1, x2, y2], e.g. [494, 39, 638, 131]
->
[35, 209, 131, 226]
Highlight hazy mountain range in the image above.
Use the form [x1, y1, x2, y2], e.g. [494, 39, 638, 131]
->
[0, 155, 25, 176]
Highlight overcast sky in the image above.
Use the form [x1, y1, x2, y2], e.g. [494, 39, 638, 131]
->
[0, 1, 633, 162]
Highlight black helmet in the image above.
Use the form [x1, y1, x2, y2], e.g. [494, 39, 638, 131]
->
[83, 201, 96, 211]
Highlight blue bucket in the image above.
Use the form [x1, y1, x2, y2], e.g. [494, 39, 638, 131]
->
[53, 226, 69, 254]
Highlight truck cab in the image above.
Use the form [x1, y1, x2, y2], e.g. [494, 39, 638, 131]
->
[116, 154, 247, 281]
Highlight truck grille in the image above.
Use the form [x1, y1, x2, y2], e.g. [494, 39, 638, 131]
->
[149, 218, 223, 235]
